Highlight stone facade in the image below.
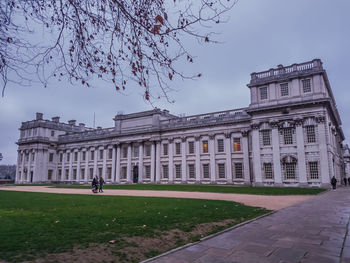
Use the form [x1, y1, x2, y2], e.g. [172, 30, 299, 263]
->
[15, 59, 346, 187]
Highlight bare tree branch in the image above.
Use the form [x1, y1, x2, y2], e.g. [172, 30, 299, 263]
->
[0, 0, 237, 102]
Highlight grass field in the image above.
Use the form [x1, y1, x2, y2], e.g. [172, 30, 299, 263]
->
[0, 191, 269, 262]
[51, 184, 326, 195]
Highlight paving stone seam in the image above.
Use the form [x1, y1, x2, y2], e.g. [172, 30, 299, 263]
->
[340, 211, 350, 263]
[141, 211, 276, 263]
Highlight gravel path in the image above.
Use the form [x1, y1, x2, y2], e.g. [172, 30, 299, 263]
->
[0, 186, 313, 210]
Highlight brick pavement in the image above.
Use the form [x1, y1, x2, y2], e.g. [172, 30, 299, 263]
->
[146, 188, 350, 263]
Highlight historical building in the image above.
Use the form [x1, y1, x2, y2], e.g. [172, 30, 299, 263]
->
[15, 59, 346, 187]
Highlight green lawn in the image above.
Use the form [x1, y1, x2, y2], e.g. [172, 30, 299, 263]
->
[51, 184, 326, 195]
[0, 191, 269, 262]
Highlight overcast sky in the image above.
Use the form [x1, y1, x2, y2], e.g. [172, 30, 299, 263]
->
[1, 0, 350, 165]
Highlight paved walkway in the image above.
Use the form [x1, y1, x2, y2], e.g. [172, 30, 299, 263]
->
[147, 187, 350, 263]
[0, 186, 312, 210]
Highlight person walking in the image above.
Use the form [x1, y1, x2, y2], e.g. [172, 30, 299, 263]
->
[92, 177, 98, 193]
[344, 177, 348, 186]
[331, 176, 337, 190]
[99, 176, 105, 193]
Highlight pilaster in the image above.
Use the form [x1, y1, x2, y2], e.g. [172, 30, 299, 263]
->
[127, 143, 132, 183]
[151, 142, 155, 182]
[209, 134, 216, 183]
[296, 120, 307, 184]
[241, 130, 251, 184]
[225, 132, 233, 183]
[168, 139, 174, 183]
[195, 136, 201, 182]
[317, 116, 330, 184]
[116, 144, 121, 183]
[251, 124, 262, 184]
[271, 122, 282, 184]
[156, 141, 161, 183]
[181, 137, 187, 182]
[138, 142, 144, 183]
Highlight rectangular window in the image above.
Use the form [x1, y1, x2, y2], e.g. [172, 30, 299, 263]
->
[74, 152, 78, 162]
[145, 145, 151, 157]
[162, 165, 169, 179]
[163, 144, 168, 156]
[81, 169, 85, 180]
[48, 170, 53, 180]
[309, 162, 319, 179]
[283, 128, 293, 145]
[175, 164, 181, 179]
[175, 143, 181, 155]
[73, 169, 77, 180]
[306, 125, 316, 143]
[260, 86, 268, 100]
[82, 152, 86, 161]
[145, 165, 151, 178]
[302, 79, 311, 93]
[133, 146, 139, 157]
[51, 130, 55, 137]
[108, 149, 113, 159]
[188, 141, 195, 154]
[121, 167, 127, 179]
[66, 153, 70, 162]
[89, 168, 94, 180]
[49, 153, 54, 162]
[202, 140, 208, 153]
[58, 169, 62, 180]
[90, 151, 94, 161]
[65, 169, 69, 180]
[285, 163, 296, 180]
[203, 164, 210, 179]
[262, 130, 271, 146]
[218, 163, 225, 179]
[234, 163, 243, 179]
[264, 163, 273, 179]
[217, 139, 224, 152]
[233, 138, 241, 152]
[99, 150, 104, 160]
[26, 154, 29, 162]
[280, 83, 289, 96]
[60, 153, 63, 162]
[107, 167, 112, 180]
[188, 164, 195, 179]
[122, 147, 128, 158]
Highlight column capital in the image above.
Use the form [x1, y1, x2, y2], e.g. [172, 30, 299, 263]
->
[251, 122, 260, 130]
[241, 130, 249, 137]
[208, 133, 215, 140]
[224, 132, 231, 139]
[316, 115, 325, 123]
[269, 120, 279, 129]
[168, 137, 174, 143]
[294, 118, 303, 126]
[195, 135, 201, 141]
[181, 136, 187, 142]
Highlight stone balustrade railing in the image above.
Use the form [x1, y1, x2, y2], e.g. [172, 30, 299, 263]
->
[250, 59, 323, 83]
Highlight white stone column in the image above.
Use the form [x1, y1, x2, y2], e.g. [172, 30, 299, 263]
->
[116, 144, 121, 183]
[15, 151, 21, 183]
[271, 124, 282, 184]
[27, 151, 32, 182]
[168, 139, 174, 183]
[62, 151, 66, 181]
[20, 151, 25, 182]
[68, 150, 73, 181]
[156, 141, 161, 182]
[241, 131, 251, 184]
[225, 133, 233, 183]
[111, 145, 116, 183]
[317, 116, 330, 184]
[181, 137, 187, 182]
[296, 122, 307, 184]
[84, 150, 88, 182]
[209, 135, 216, 183]
[195, 136, 201, 182]
[138, 142, 144, 183]
[251, 124, 262, 185]
[150, 142, 155, 183]
[127, 143, 132, 183]
[93, 148, 98, 179]
[102, 147, 107, 181]
[77, 150, 81, 182]
[42, 149, 48, 182]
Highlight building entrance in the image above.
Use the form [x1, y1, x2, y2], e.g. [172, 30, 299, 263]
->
[133, 166, 139, 183]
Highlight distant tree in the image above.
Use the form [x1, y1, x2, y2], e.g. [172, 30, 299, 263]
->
[0, 0, 236, 102]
